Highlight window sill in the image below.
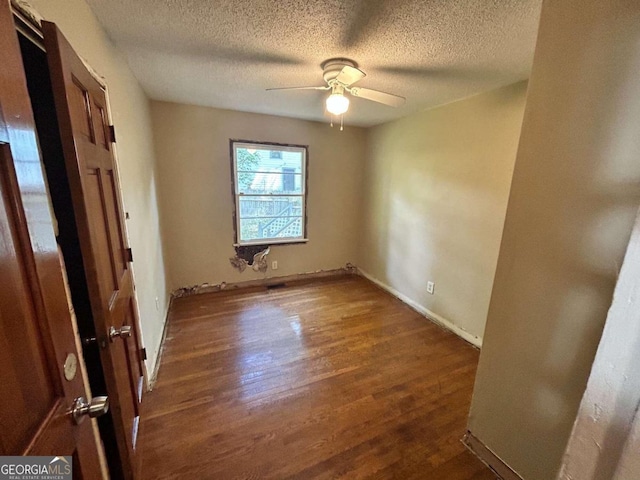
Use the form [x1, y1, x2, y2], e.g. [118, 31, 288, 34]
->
[233, 238, 309, 247]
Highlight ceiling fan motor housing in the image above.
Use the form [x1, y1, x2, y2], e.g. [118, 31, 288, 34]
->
[322, 58, 357, 84]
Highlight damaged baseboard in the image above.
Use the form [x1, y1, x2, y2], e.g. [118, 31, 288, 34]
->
[171, 265, 357, 299]
[463, 431, 523, 480]
[356, 267, 482, 348]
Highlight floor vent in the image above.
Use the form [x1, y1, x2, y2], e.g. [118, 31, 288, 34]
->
[267, 283, 287, 290]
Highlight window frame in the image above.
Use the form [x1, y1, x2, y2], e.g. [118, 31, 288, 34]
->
[230, 140, 309, 247]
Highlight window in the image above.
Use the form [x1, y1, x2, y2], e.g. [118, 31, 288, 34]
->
[231, 141, 308, 246]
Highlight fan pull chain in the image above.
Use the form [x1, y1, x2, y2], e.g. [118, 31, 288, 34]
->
[330, 115, 334, 128]
[340, 114, 344, 131]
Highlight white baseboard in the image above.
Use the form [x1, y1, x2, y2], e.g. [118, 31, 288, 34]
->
[146, 296, 172, 391]
[463, 431, 522, 479]
[357, 268, 482, 348]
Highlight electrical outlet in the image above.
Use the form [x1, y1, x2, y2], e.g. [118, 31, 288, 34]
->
[427, 281, 435, 295]
[155, 297, 160, 311]
[272, 261, 278, 270]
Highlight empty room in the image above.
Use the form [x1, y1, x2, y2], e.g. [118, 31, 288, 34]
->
[1, 0, 640, 479]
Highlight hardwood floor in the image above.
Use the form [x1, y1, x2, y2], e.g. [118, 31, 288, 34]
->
[139, 275, 495, 479]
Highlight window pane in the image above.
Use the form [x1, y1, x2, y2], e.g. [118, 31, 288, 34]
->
[236, 147, 303, 172]
[236, 147, 303, 194]
[237, 173, 303, 194]
[239, 196, 303, 218]
[240, 216, 303, 242]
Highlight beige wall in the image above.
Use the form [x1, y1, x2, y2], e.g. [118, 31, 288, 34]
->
[468, 0, 640, 479]
[151, 102, 366, 291]
[558, 209, 640, 480]
[29, 0, 170, 374]
[358, 82, 527, 344]
[616, 405, 640, 480]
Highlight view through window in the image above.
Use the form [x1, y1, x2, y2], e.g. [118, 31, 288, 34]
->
[232, 141, 308, 245]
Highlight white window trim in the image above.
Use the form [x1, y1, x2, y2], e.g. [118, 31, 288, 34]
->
[231, 141, 309, 246]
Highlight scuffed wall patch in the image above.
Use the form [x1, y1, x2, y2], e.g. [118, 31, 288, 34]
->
[229, 256, 248, 273]
[230, 246, 270, 273]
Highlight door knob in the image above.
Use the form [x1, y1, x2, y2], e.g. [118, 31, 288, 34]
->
[109, 325, 132, 341]
[70, 396, 109, 424]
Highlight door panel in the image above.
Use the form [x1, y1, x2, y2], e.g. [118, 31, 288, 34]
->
[125, 298, 145, 403]
[69, 78, 93, 141]
[85, 169, 120, 300]
[104, 169, 128, 276]
[0, 145, 57, 454]
[43, 20, 145, 480]
[0, 0, 103, 473]
[92, 101, 109, 151]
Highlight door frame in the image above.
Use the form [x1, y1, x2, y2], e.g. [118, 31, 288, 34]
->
[11, 0, 149, 387]
[0, 0, 107, 475]
[11, 3, 149, 478]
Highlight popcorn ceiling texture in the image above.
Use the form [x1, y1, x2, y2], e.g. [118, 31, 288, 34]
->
[85, 0, 541, 126]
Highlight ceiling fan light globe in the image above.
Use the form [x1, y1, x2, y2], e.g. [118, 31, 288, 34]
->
[326, 93, 349, 115]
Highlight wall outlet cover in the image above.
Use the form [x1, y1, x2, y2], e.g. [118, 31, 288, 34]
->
[427, 281, 435, 294]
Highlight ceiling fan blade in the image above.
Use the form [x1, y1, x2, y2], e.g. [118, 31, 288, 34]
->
[349, 87, 405, 107]
[335, 66, 366, 86]
[266, 85, 330, 91]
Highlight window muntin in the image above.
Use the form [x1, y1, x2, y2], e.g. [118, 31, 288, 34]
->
[232, 141, 307, 246]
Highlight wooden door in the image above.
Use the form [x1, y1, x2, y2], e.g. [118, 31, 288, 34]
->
[42, 21, 145, 480]
[0, 0, 103, 477]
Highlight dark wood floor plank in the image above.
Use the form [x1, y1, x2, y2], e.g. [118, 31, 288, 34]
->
[139, 276, 495, 479]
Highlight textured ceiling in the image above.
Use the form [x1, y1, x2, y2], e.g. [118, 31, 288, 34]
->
[85, 0, 542, 127]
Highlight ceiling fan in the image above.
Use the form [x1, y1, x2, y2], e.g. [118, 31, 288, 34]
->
[267, 58, 405, 129]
